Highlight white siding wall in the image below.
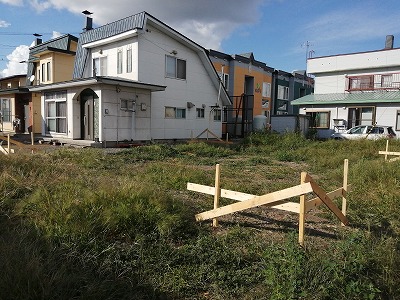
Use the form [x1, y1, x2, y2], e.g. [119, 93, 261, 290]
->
[308, 49, 400, 74]
[137, 24, 222, 140]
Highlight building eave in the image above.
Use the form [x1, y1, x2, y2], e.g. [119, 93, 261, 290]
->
[28, 76, 166, 92]
[292, 91, 400, 106]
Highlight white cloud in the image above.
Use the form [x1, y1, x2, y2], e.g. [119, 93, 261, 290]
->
[0, 0, 23, 5]
[23, 0, 266, 50]
[1, 0, 268, 77]
[27, 0, 51, 12]
[52, 30, 62, 38]
[0, 20, 11, 27]
[1, 45, 30, 77]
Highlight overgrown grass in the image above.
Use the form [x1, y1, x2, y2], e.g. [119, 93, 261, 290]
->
[0, 133, 399, 299]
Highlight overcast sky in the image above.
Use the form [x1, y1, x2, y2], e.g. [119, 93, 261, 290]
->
[1, 0, 400, 78]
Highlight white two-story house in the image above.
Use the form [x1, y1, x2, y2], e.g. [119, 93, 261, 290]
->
[29, 12, 230, 146]
[292, 35, 400, 139]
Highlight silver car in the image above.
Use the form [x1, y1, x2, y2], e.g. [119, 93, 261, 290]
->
[331, 125, 396, 140]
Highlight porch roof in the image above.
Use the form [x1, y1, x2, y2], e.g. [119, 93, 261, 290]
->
[291, 90, 400, 105]
[0, 87, 30, 95]
[28, 76, 166, 92]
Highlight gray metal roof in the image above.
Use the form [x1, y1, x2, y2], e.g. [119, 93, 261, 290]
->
[291, 91, 400, 105]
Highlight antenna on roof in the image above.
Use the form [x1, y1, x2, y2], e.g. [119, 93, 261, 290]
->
[301, 41, 314, 68]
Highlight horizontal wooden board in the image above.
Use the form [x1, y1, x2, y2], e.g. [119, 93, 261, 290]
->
[379, 151, 400, 156]
[195, 182, 313, 221]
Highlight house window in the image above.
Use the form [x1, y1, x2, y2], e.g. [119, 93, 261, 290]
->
[41, 64, 46, 82]
[218, 72, 229, 91]
[121, 99, 135, 111]
[196, 108, 205, 118]
[117, 49, 123, 74]
[306, 111, 330, 129]
[0, 98, 11, 122]
[47, 62, 51, 81]
[45, 91, 67, 133]
[126, 47, 132, 73]
[262, 82, 271, 98]
[348, 75, 374, 91]
[213, 108, 221, 121]
[165, 107, 186, 119]
[278, 85, 289, 100]
[396, 111, 400, 131]
[347, 106, 374, 128]
[381, 75, 393, 88]
[277, 100, 288, 113]
[166, 55, 186, 80]
[93, 57, 107, 76]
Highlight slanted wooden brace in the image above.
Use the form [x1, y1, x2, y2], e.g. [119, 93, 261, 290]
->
[187, 160, 350, 246]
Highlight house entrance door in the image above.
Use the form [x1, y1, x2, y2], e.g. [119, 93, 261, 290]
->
[24, 104, 31, 133]
[82, 94, 94, 140]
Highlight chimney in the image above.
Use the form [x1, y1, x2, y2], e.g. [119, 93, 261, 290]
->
[385, 35, 394, 49]
[35, 38, 42, 46]
[84, 16, 93, 31]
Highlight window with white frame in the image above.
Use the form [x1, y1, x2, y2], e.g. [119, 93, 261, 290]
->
[196, 107, 205, 118]
[278, 85, 289, 100]
[396, 110, 400, 131]
[218, 72, 229, 91]
[41, 64, 46, 82]
[1, 98, 11, 122]
[45, 91, 67, 133]
[93, 57, 107, 76]
[126, 47, 132, 73]
[166, 55, 186, 80]
[47, 61, 51, 81]
[165, 106, 186, 119]
[117, 49, 123, 74]
[306, 111, 330, 129]
[262, 82, 271, 98]
[213, 108, 222, 121]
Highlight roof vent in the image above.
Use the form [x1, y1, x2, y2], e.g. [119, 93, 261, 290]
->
[385, 35, 394, 49]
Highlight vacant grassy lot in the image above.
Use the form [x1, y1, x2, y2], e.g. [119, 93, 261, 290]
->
[0, 133, 399, 299]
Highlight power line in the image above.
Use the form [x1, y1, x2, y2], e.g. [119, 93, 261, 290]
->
[0, 32, 80, 36]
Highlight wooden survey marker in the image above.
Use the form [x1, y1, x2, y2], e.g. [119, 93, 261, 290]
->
[188, 161, 350, 246]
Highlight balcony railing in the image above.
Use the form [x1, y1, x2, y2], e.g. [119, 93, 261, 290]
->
[346, 72, 400, 92]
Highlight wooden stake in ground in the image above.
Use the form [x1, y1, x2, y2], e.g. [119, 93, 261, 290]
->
[385, 140, 389, 161]
[341, 159, 348, 226]
[298, 172, 307, 247]
[213, 164, 221, 227]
